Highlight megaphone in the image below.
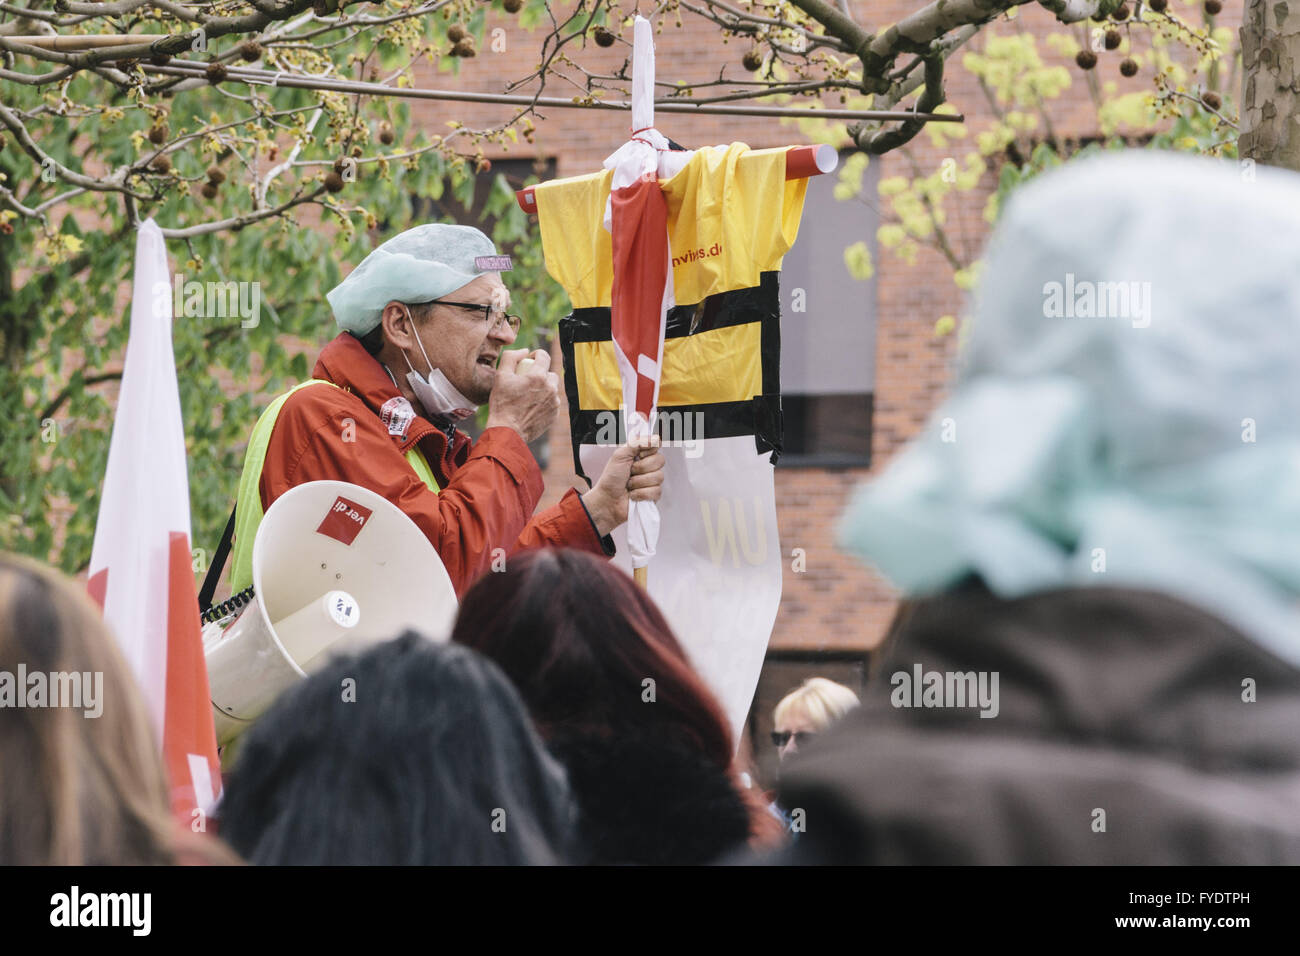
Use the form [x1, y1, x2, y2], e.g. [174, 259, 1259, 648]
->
[205, 480, 457, 746]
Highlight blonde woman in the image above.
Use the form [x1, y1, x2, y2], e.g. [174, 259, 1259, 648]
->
[772, 677, 860, 764]
[0, 552, 238, 865]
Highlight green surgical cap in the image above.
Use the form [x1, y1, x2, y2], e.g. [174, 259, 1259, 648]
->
[327, 223, 503, 335]
[838, 151, 1300, 665]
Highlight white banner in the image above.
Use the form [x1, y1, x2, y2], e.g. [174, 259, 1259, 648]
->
[581, 435, 781, 746]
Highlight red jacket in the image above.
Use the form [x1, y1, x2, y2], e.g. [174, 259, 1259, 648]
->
[258, 332, 610, 595]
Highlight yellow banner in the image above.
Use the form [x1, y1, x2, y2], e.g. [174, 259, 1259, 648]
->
[572, 322, 763, 409]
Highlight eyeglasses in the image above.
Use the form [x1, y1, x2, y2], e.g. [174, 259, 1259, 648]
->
[433, 299, 522, 333]
[771, 731, 816, 748]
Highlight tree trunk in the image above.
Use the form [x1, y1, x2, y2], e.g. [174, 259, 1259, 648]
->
[1240, 0, 1300, 171]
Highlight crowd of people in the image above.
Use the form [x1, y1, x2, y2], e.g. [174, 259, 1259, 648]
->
[4, 151, 1300, 865]
[2, 547, 811, 865]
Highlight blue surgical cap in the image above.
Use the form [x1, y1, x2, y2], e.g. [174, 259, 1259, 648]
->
[326, 224, 502, 335]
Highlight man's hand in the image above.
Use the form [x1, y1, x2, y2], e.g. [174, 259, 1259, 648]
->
[582, 435, 666, 536]
[485, 348, 561, 444]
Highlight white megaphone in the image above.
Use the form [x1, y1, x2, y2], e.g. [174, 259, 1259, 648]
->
[205, 479, 457, 747]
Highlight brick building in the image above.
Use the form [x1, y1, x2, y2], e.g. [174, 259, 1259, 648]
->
[7, 1, 1233, 793]
[395, 1, 1238, 774]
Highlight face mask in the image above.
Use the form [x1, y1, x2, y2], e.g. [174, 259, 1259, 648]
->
[400, 308, 479, 423]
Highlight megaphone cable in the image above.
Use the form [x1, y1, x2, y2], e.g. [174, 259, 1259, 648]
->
[200, 585, 256, 627]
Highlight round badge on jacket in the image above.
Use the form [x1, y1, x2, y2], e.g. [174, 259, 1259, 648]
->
[380, 396, 416, 438]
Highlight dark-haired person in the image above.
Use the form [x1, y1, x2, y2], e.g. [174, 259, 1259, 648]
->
[0, 552, 239, 865]
[217, 633, 575, 865]
[452, 548, 782, 864]
[225, 223, 665, 599]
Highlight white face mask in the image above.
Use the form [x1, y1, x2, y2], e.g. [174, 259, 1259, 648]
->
[399, 308, 479, 423]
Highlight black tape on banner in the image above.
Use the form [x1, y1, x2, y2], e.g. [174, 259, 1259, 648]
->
[558, 270, 785, 483]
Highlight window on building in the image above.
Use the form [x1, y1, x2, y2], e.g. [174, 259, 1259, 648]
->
[777, 150, 878, 466]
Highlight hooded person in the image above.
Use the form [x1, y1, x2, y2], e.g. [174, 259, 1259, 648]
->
[217, 223, 665, 600]
[754, 152, 1300, 865]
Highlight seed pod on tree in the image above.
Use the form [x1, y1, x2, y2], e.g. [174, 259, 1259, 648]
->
[378, 120, 395, 145]
[1119, 57, 1138, 77]
[503, 0, 524, 12]
[1149, 0, 1168, 11]
[447, 24, 467, 43]
[201, 181, 219, 200]
[240, 41, 262, 62]
[150, 155, 171, 174]
[742, 48, 764, 71]
[324, 171, 345, 193]
[1112, 2, 1131, 20]
[452, 38, 476, 57]
[205, 62, 228, 84]
[1075, 49, 1098, 70]
[206, 166, 226, 184]
[148, 123, 168, 145]
[1202, 91, 1222, 111]
[1104, 29, 1121, 50]
[593, 27, 616, 47]
[1204, 0, 1222, 13]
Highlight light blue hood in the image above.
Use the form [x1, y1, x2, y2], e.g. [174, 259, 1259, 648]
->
[839, 151, 1300, 663]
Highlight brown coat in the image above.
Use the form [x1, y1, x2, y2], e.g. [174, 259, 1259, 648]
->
[759, 581, 1300, 864]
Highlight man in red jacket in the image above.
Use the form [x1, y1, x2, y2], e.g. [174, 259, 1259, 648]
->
[230, 223, 664, 597]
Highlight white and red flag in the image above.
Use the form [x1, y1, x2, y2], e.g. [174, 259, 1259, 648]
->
[600, 15, 698, 569]
[88, 218, 221, 822]
[535, 18, 817, 742]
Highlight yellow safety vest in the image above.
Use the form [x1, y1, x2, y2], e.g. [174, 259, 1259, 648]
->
[228, 379, 440, 592]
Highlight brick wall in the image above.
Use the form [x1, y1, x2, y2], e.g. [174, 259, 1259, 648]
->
[396, 1, 1242, 654]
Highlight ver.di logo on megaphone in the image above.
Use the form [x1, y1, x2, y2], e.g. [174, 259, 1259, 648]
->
[315, 495, 374, 546]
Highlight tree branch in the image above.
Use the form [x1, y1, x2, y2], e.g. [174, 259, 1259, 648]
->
[0, 101, 154, 199]
[156, 185, 328, 239]
[38, 370, 123, 423]
[787, 0, 873, 59]
[860, 53, 946, 154]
